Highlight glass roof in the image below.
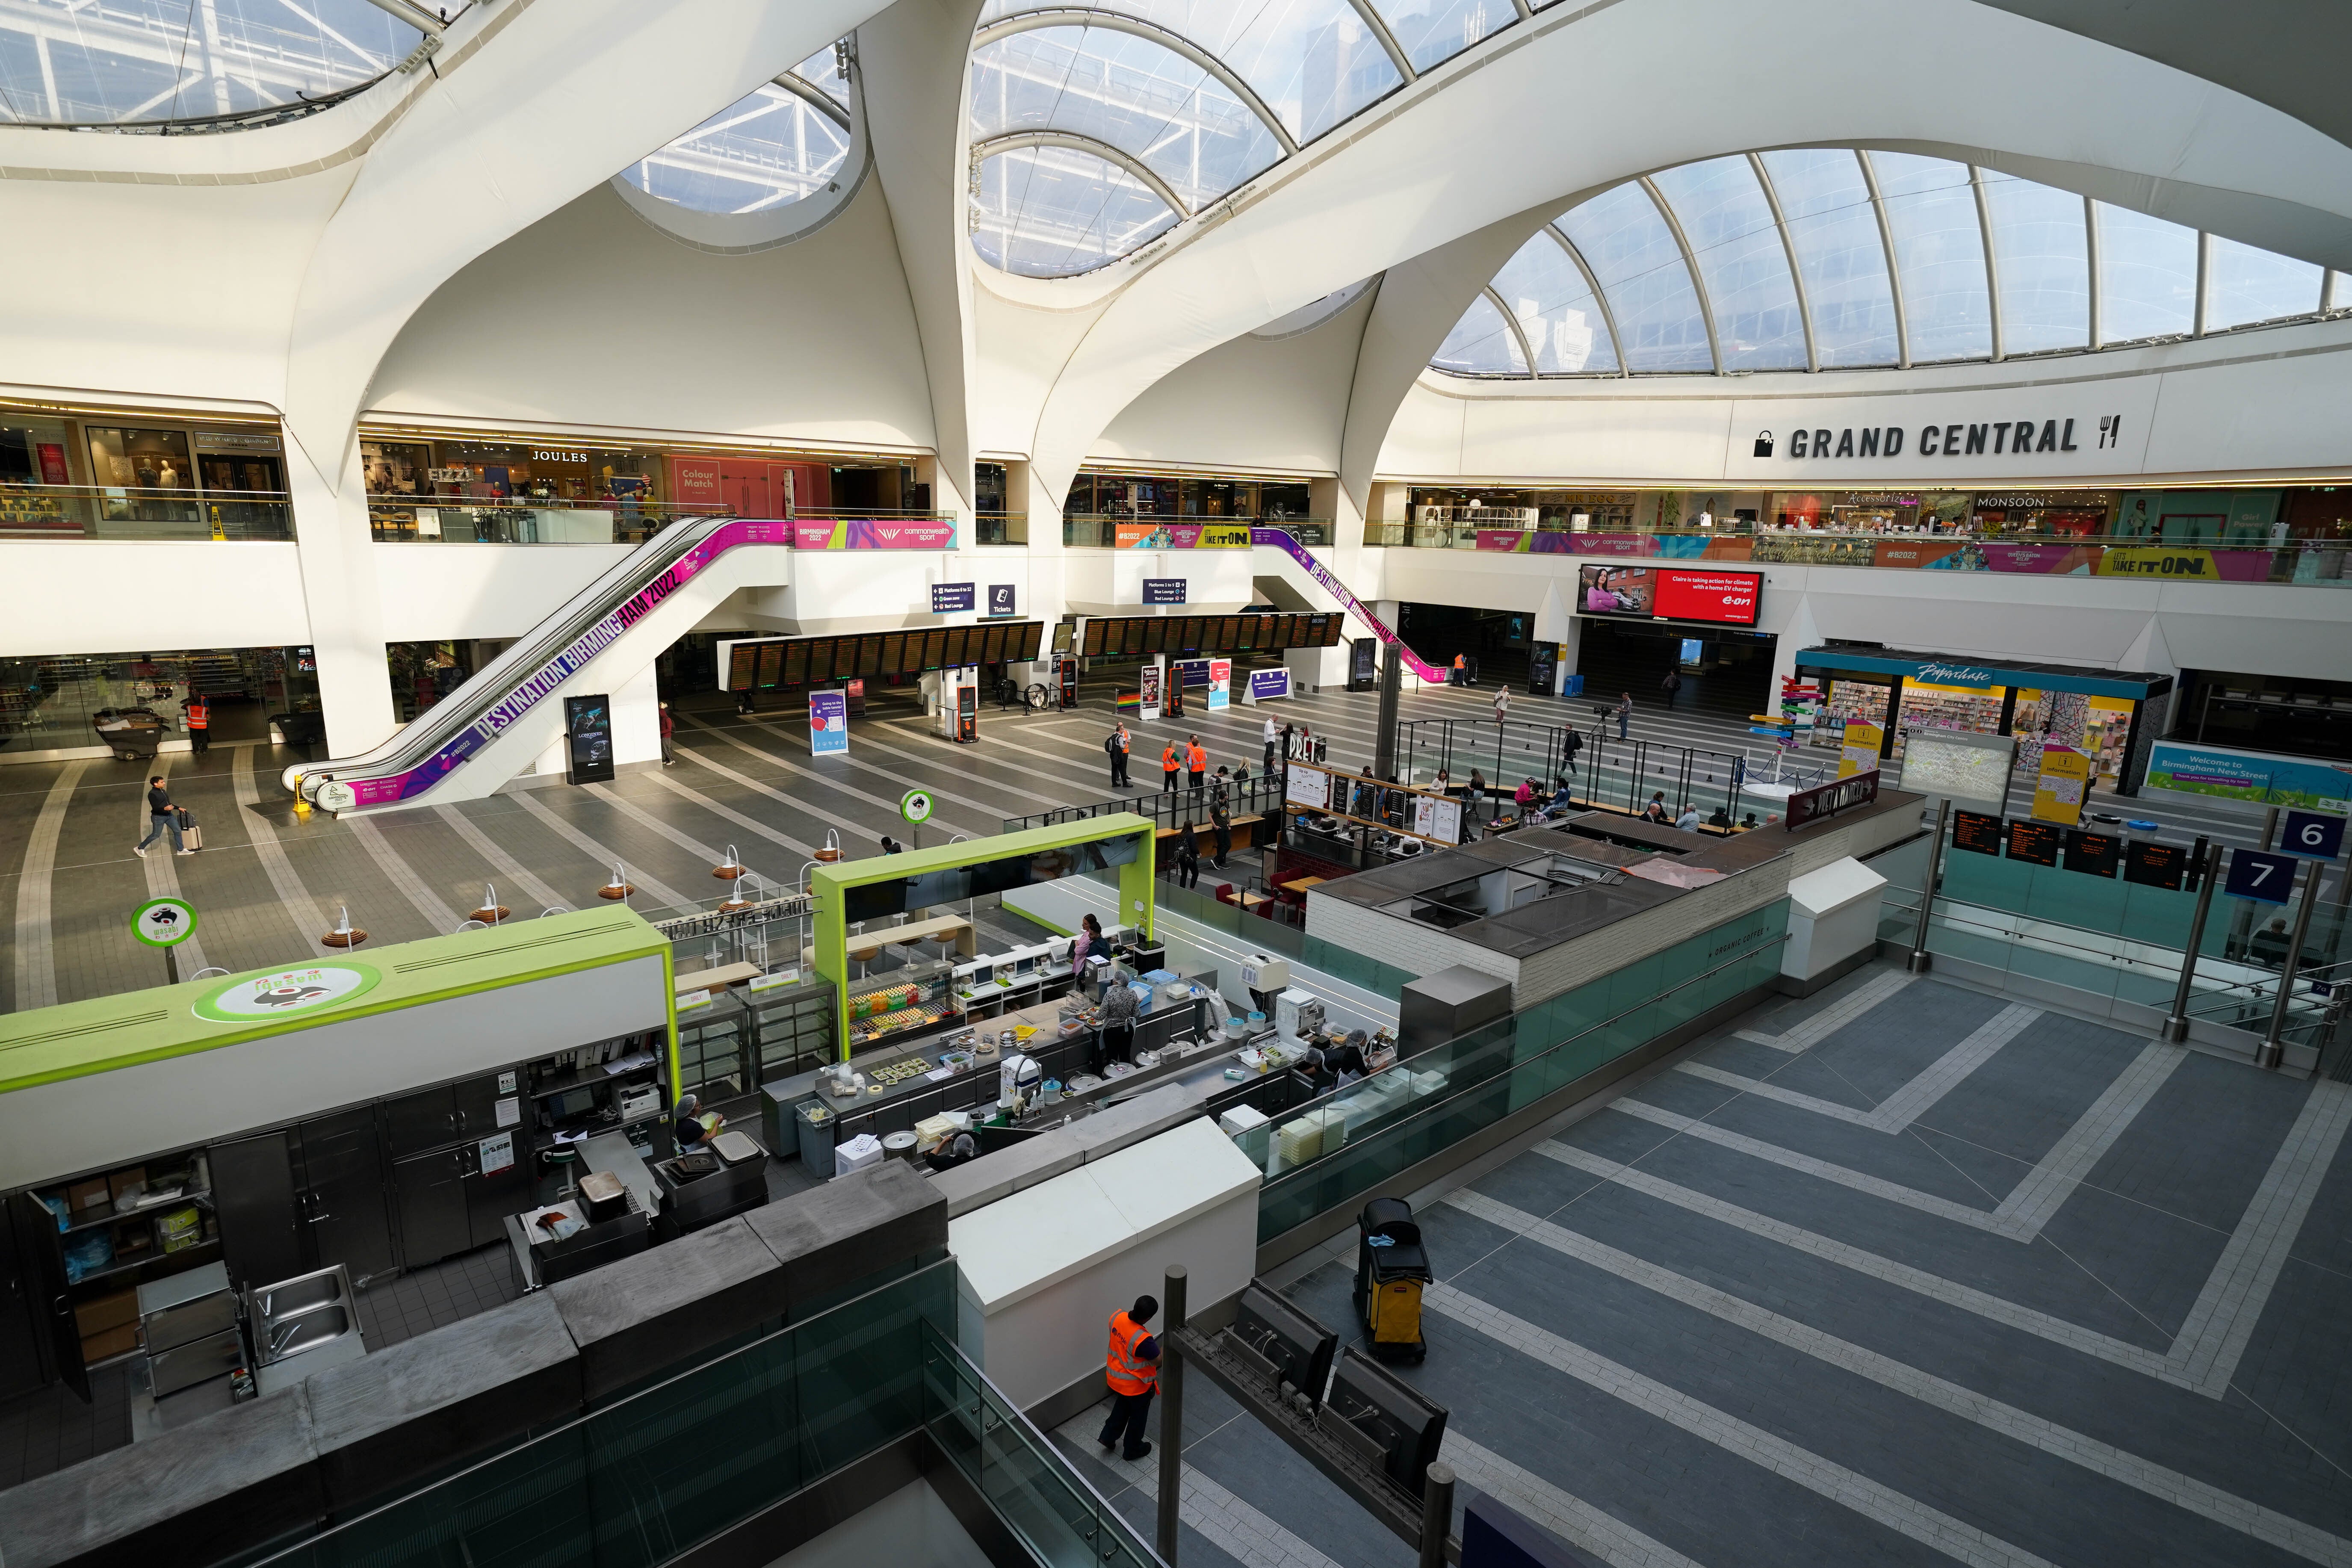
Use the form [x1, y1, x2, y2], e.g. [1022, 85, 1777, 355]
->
[1435, 149, 2344, 379]
[621, 44, 853, 216]
[0, 0, 428, 127]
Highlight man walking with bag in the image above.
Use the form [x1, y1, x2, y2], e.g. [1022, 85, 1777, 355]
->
[131, 775, 194, 858]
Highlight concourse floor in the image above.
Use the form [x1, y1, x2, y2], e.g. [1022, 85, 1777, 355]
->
[1050, 962, 2352, 1568]
[0, 672, 2274, 1013]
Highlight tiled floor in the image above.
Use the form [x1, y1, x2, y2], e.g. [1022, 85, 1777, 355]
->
[1045, 964, 2352, 1568]
[351, 1242, 524, 1351]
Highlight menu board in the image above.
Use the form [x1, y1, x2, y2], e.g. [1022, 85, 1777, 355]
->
[2124, 840, 2187, 890]
[780, 641, 809, 686]
[755, 644, 784, 689]
[2006, 819, 2062, 866]
[1952, 810, 2004, 856]
[981, 623, 1007, 664]
[1083, 619, 1108, 656]
[2063, 829, 2120, 878]
[918, 628, 948, 670]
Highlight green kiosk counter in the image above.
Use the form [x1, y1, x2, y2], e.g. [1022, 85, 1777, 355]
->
[0, 909, 677, 1405]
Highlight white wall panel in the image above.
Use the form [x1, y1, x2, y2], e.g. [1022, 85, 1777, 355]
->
[371, 542, 632, 645]
[369, 183, 935, 452]
[0, 543, 310, 658]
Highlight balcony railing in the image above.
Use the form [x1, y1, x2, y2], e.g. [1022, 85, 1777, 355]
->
[972, 512, 1028, 545]
[366, 497, 957, 546]
[1364, 520, 2351, 585]
[1063, 514, 1331, 548]
[0, 483, 292, 541]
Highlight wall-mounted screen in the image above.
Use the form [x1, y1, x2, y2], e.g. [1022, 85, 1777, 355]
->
[1577, 565, 1762, 627]
[1052, 620, 1074, 653]
[918, 628, 948, 670]
[780, 641, 808, 686]
[981, 623, 1007, 664]
[878, 631, 907, 675]
[728, 646, 756, 690]
[1141, 619, 1167, 655]
[856, 636, 885, 678]
[1012, 622, 1043, 661]
[1214, 614, 1241, 650]
[1082, 619, 1108, 656]
[942, 626, 969, 668]
[755, 643, 784, 689]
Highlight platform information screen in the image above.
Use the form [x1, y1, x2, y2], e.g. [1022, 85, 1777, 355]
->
[2124, 840, 2187, 890]
[1953, 809, 2003, 856]
[1577, 565, 1761, 627]
[2064, 829, 2120, 878]
[2006, 819, 2062, 866]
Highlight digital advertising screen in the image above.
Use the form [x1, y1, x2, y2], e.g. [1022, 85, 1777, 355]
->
[1952, 809, 2004, 856]
[2006, 819, 2062, 866]
[1577, 565, 1762, 627]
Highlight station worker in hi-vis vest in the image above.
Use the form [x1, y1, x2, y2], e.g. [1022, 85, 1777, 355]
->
[1096, 1293, 1163, 1462]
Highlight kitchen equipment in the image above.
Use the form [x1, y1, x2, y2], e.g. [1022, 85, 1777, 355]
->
[1276, 989, 1322, 1041]
[576, 1170, 628, 1223]
[710, 1130, 763, 1166]
[673, 1152, 722, 1178]
[1241, 953, 1290, 993]
[137, 1261, 236, 1357]
[149, 1328, 245, 1398]
[1223, 1016, 1249, 1040]
[835, 1133, 884, 1176]
[881, 1131, 919, 1163]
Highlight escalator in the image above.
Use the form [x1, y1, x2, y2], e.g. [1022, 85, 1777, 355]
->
[285, 517, 796, 814]
[1250, 527, 1444, 682]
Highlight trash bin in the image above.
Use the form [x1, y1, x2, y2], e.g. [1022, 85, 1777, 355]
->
[1353, 1196, 1430, 1363]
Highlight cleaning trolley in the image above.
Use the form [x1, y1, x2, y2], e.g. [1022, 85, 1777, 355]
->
[1353, 1196, 1431, 1363]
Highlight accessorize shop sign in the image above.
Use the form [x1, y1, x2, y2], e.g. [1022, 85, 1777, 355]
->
[1724, 383, 2158, 480]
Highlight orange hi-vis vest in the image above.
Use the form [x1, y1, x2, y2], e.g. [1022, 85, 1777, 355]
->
[1187, 743, 1206, 772]
[1163, 746, 1180, 773]
[1106, 1310, 1157, 1396]
[184, 701, 209, 729]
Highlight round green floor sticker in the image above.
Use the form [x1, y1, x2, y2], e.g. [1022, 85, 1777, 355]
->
[195, 963, 382, 1022]
[131, 898, 198, 948]
[900, 788, 935, 826]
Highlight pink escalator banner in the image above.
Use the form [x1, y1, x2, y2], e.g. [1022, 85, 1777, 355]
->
[343, 519, 797, 808]
[1250, 526, 1447, 684]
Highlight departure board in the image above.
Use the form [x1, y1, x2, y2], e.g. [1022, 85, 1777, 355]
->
[946, 626, 972, 668]
[1179, 616, 1205, 651]
[810, 640, 839, 684]
[2006, 819, 2062, 866]
[855, 636, 884, 678]
[1052, 620, 1073, 653]
[1314, 613, 1339, 645]
[981, 623, 1006, 664]
[1138, 619, 1164, 655]
[1953, 809, 2004, 856]
[1083, 619, 1108, 656]
[780, 641, 809, 686]
[755, 644, 784, 689]
[2064, 830, 2119, 878]
[1011, 622, 1042, 660]
[918, 628, 948, 670]
[878, 631, 907, 675]
[2125, 840, 2187, 891]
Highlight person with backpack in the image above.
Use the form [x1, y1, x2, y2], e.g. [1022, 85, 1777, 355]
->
[1173, 824, 1201, 889]
[1105, 722, 1131, 788]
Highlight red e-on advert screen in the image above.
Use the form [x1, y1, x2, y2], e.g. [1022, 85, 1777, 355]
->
[1652, 568, 1760, 626]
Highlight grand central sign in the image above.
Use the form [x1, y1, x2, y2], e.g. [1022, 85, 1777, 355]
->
[1720, 381, 2160, 481]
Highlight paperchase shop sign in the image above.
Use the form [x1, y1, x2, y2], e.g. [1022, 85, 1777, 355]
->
[1729, 384, 2156, 478]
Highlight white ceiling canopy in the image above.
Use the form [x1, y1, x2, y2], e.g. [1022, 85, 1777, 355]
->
[1434, 149, 2351, 380]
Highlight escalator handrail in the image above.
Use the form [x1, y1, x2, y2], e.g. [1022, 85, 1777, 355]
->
[286, 516, 748, 799]
[1249, 525, 1446, 683]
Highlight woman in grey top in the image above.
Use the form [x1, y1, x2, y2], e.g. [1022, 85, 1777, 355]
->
[1097, 973, 1140, 1074]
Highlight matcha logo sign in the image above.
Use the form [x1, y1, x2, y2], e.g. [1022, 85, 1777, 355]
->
[195, 963, 381, 1022]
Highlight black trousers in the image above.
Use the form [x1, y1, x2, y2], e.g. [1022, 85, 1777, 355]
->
[1264, 741, 1276, 771]
[1188, 770, 1205, 795]
[189, 729, 209, 754]
[1099, 1388, 1154, 1458]
[1111, 752, 1129, 786]
[1177, 858, 1199, 889]
[1213, 826, 1231, 863]
[1163, 771, 1179, 793]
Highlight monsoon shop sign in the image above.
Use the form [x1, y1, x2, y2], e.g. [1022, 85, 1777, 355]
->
[2144, 742, 2352, 810]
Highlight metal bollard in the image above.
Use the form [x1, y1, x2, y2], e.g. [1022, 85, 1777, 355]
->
[1156, 1265, 1187, 1565]
[1417, 1461, 1456, 1568]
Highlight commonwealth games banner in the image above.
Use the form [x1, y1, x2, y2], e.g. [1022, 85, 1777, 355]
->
[1113, 521, 1254, 549]
[791, 518, 959, 549]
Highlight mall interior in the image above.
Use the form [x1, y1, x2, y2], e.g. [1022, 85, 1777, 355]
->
[2, 3, 2352, 1567]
